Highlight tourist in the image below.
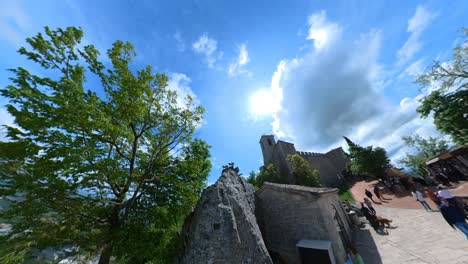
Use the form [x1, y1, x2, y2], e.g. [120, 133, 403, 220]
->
[373, 186, 383, 201]
[462, 197, 468, 219]
[363, 198, 376, 215]
[364, 189, 375, 203]
[412, 190, 432, 211]
[360, 203, 379, 230]
[392, 177, 402, 193]
[384, 180, 394, 193]
[437, 185, 454, 200]
[348, 245, 365, 264]
[439, 199, 468, 239]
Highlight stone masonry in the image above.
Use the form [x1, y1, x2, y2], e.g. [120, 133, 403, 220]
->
[256, 183, 352, 264]
[259, 135, 349, 187]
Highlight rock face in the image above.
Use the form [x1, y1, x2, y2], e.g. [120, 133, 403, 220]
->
[175, 169, 272, 264]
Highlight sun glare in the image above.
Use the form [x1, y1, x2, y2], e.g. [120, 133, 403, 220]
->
[249, 89, 278, 117]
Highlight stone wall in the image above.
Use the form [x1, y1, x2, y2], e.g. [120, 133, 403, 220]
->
[256, 183, 351, 264]
[259, 135, 349, 188]
[302, 148, 349, 187]
[272, 141, 297, 184]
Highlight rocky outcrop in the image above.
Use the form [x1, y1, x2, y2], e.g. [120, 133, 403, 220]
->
[175, 168, 272, 264]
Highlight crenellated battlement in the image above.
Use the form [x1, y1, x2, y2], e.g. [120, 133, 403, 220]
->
[259, 135, 350, 188]
[297, 151, 326, 157]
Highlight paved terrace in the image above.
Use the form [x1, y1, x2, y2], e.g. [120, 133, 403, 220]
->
[351, 180, 468, 209]
[351, 180, 468, 263]
[354, 206, 468, 264]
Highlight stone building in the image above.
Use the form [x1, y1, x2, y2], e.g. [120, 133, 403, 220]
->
[259, 135, 349, 187]
[256, 183, 352, 264]
[176, 167, 353, 264]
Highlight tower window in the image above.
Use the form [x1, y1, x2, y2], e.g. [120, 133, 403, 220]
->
[268, 138, 273, 146]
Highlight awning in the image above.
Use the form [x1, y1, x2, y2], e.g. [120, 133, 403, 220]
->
[425, 157, 440, 166]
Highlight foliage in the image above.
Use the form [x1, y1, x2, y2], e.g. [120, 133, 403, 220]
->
[343, 137, 391, 179]
[0, 27, 210, 263]
[336, 181, 354, 202]
[416, 28, 468, 145]
[246, 171, 255, 185]
[286, 154, 321, 187]
[399, 134, 451, 175]
[338, 189, 355, 203]
[246, 171, 258, 189]
[254, 164, 282, 187]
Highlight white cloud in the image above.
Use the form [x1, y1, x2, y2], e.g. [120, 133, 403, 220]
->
[404, 58, 425, 78]
[271, 31, 385, 149]
[166, 72, 206, 129]
[173, 31, 185, 52]
[249, 10, 441, 165]
[192, 34, 221, 67]
[228, 44, 250, 76]
[167, 73, 200, 110]
[408, 7, 435, 33]
[397, 6, 436, 65]
[0, 1, 32, 46]
[360, 95, 445, 164]
[306, 10, 341, 51]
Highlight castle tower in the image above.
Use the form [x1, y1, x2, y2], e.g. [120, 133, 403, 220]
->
[259, 135, 276, 165]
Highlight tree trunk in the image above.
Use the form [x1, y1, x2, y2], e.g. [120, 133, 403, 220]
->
[99, 205, 120, 264]
[98, 243, 113, 264]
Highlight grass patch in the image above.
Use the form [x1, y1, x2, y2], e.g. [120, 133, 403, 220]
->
[338, 184, 355, 203]
[339, 189, 355, 202]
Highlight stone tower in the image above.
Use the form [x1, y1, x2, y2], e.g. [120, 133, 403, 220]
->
[259, 135, 276, 165]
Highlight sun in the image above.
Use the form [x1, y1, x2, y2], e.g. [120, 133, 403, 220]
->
[249, 89, 279, 117]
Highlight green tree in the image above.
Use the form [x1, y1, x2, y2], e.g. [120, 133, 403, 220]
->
[255, 164, 281, 187]
[416, 29, 468, 145]
[0, 27, 210, 264]
[286, 154, 321, 187]
[399, 134, 451, 175]
[344, 137, 390, 179]
[246, 171, 257, 186]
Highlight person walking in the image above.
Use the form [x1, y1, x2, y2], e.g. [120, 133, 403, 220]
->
[363, 198, 376, 215]
[360, 203, 379, 230]
[373, 185, 383, 201]
[440, 199, 468, 239]
[364, 189, 375, 203]
[412, 190, 432, 211]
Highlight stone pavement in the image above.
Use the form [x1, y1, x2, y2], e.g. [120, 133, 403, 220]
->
[350, 179, 468, 209]
[354, 206, 468, 264]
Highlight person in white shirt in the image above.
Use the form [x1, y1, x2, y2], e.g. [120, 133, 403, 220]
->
[437, 185, 454, 200]
[412, 190, 432, 211]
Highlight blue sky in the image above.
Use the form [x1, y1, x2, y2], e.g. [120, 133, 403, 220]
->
[0, 0, 467, 184]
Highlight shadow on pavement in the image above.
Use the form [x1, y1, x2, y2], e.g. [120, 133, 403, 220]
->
[353, 226, 383, 264]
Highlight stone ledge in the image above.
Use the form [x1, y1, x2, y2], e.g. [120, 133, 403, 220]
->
[257, 182, 338, 197]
